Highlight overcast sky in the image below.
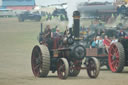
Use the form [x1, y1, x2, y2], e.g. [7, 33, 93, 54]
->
[0, 0, 115, 6]
[36, 0, 66, 6]
[36, 0, 114, 6]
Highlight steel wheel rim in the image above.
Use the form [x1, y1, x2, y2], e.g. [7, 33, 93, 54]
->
[87, 59, 97, 77]
[57, 60, 66, 79]
[109, 44, 119, 72]
[31, 47, 42, 77]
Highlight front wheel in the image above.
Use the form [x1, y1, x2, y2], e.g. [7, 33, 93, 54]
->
[86, 57, 100, 78]
[57, 58, 69, 79]
[108, 42, 125, 72]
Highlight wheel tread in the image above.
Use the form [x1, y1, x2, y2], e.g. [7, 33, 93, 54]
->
[39, 45, 50, 77]
[115, 42, 125, 72]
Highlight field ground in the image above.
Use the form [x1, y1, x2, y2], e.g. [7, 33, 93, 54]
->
[0, 18, 128, 85]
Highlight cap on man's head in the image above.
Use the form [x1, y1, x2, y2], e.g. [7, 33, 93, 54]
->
[96, 36, 100, 39]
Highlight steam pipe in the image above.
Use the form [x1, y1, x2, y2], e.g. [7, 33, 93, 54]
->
[39, 23, 43, 44]
[40, 23, 43, 34]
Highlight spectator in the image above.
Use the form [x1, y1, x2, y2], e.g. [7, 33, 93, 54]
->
[95, 36, 104, 48]
[111, 36, 118, 44]
[103, 35, 111, 52]
[91, 37, 96, 48]
[119, 30, 126, 38]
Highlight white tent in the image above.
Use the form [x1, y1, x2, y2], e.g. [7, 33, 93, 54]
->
[0, 0, 2, 6]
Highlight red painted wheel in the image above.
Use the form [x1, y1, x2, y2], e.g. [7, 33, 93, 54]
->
[57, 58, 69, 79]
[31, 45, 50, 77]
[87, 57, 100, 78]
[108, 42, 125, 72]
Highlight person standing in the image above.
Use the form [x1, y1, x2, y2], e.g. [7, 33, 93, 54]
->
[95, 36, 104, 48]
[44, 25, 51, 38]
[103, 35, 111, 52]
[91, 37, 97, 48]
[119, 30, 126, 38]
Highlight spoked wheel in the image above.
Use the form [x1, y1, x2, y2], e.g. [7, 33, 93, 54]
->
[69, 61, 81, 77]
[108, 42, 125, 72]
[57, 58, 69, 79]
[31, 45, 50, 77]
[87, 57, 100, 78]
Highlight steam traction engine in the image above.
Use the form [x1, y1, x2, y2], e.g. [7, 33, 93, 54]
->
[108, 37, 128, 72]
[31, 11, 100, 79]
[108, 4, 128, 73]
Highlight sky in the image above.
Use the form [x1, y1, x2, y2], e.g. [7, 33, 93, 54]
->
[36, 0, 114, 6]
[0, 0, 2, 6]
[0, 0, 115, 6]
[36, 0, 67, 6]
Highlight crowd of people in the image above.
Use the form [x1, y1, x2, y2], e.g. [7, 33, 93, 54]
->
[89, 25, 128, 53]
[41, 11, 68, 21]
[90, 35, 113, 52]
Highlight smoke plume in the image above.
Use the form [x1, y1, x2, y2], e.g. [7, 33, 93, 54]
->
[66, 0, 114, 28]
[67, 0, 84, 28]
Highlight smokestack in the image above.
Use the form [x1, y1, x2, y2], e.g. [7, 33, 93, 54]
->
[73, 11, 80, 38]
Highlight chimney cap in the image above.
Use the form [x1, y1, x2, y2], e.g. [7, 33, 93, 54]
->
[73, 11, 80, 17]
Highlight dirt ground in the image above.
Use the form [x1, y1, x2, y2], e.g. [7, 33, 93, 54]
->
[0, 18, 128, 85]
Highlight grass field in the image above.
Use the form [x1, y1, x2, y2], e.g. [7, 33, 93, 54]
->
[0, 17, 128, 85]
[0, 17, 68, 54]
[0, 18, 39, 76]
[0, 17, 69, 84]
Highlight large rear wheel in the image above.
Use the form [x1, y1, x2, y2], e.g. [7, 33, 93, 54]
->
[87, 57, 100, 78]
[108, 42, 125, 72]
[57, 58, 69, 79]
[31, 45, 50, 77]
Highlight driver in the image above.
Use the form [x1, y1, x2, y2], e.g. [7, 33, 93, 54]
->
[44, 25, 52, 49]
[44, 25, 51, 38]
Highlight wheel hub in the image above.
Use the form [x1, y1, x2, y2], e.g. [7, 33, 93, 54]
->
[35, 57, 42, 65]
[112, 55, 117, 61]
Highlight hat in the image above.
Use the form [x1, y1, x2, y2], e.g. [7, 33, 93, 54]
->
[96, 36, 100, 39]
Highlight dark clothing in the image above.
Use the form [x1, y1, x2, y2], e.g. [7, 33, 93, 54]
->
[119, 31, 126, 38]
[44, 28, 52, 49]
[44, 28, 51, 38]
[46, 38, 53, 50]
